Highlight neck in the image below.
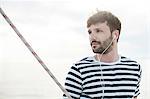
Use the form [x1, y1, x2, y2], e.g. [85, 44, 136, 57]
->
[95, 45, 119, 63]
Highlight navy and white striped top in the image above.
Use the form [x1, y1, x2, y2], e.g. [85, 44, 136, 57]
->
[63, 56, 141, 99]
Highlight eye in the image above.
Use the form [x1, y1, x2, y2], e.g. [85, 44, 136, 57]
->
[88, 30, 92, 34]
[96, 29, 103, 33]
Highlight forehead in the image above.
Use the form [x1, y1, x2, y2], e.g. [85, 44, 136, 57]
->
[88, 21, 110, 30]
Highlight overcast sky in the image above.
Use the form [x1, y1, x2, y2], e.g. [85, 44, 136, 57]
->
[0, 0, 149, 60]
[0, 0, 150, 98]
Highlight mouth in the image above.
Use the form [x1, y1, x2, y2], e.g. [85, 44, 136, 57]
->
[91, 41, 100, 46]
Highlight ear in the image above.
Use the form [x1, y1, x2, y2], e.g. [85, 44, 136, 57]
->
[112, 30, 119, 40]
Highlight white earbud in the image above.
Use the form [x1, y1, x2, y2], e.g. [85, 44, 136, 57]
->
[113, 35, 116, 40]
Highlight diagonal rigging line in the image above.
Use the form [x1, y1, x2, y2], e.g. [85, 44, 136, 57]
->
[0, 7, 72, 99]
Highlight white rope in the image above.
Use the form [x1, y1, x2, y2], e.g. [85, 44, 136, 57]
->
[0, 7, 72, 99]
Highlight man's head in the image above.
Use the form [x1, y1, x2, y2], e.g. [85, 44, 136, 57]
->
[87, 11, 121, 54]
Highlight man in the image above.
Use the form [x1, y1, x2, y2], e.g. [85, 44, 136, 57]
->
[63, 11, 141, 99]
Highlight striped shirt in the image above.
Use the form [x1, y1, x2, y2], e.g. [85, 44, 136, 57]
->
[63, 56, 141, 99]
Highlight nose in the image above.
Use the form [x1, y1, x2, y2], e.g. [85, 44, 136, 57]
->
[89, 32, 97, 41]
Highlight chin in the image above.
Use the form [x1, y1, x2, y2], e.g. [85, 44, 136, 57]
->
[92, 49, 102, 54]
[93, 51, 103, 54]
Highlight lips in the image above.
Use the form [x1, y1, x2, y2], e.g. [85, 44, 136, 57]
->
[91, 41, 100, 46]
[92, 42, 99, 45]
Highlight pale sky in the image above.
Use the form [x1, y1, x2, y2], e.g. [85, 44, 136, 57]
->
[0, 0, 149, 60]
[0, 0, 150, 98]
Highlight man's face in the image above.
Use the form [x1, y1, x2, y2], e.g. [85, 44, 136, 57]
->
[88, 21, 114, 54]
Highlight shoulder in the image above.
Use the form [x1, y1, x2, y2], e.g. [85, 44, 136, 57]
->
[120, 56, 141, 71]
[67, 57, 94, 76]
[72, 56, 95, 68]
[120, 56, 138, 63]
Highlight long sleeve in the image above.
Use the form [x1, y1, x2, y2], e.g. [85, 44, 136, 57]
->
[63, 64, 83, 99]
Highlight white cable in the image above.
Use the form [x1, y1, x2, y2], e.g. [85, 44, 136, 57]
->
[97, 37, 115, 99]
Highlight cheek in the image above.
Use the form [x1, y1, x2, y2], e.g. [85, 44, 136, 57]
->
[97, 34, 105, 42]
[100, 33, 111, 41]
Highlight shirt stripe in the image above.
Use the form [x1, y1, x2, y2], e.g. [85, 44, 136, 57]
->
[64, 56, 141, 99]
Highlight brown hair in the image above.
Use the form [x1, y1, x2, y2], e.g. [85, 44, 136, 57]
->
[87, 11, 121, 41]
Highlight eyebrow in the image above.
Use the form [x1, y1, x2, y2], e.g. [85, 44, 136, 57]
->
[94, 27, 103, 30]
[92, 28, 104, 32]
